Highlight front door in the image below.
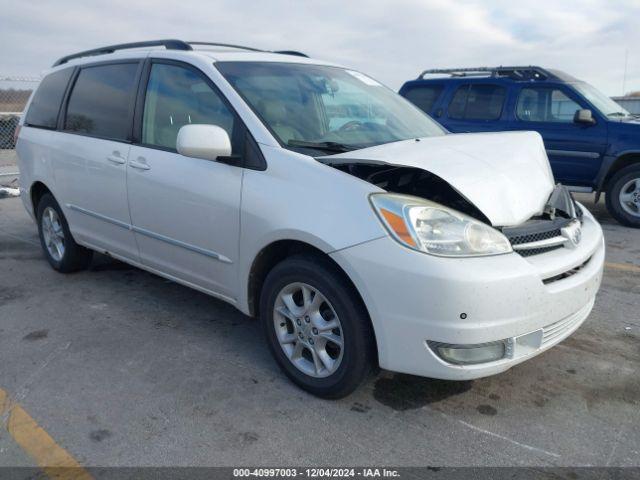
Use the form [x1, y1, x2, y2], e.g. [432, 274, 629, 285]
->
[513, 85, 608, 186]
[126, 61, 243, 300]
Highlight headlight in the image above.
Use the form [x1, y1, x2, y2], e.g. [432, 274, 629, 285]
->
[370, 193, 512, 257]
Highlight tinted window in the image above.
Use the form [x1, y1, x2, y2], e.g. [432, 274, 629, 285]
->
[516, 87, 581, 123]
[402, 85, 444, 113]
[25, 68, 73, 129]
[448, 84, 506, 120]
[65, 63, 138, 140]
[142, 63, 236, 151]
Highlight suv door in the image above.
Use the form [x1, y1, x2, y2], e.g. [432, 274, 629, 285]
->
[444, 83, 507, 133]
[513, 85, 608, 186]
[58, 62, 141, 260]
[126, 60, 243, 300]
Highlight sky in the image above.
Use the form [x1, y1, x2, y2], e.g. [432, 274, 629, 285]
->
[1, 0, 639, 96]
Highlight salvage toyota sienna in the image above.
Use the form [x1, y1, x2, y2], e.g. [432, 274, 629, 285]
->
[16, 40, 604, 398]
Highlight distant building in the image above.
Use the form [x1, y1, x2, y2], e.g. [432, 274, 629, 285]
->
[612, 93, 640, 115]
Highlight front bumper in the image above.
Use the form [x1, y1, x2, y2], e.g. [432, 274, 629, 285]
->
[330, 206, 604, 380]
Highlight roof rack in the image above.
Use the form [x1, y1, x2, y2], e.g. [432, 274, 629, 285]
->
[53, 39, 192, 66]
[53, 39, 308, 67]
[418, 66, 553, 81]
[189, 43, 308, 57]
[187, 42, 263, 52]
[272, 50, 308, 58]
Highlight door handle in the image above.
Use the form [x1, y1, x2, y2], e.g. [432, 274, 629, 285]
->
[107, 152, 126, 165]
[129, 157, 150, 171]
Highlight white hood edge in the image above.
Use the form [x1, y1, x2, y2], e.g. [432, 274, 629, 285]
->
[325, 131, 555, 227]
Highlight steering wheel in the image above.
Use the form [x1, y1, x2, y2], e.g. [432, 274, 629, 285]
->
[339, 120, 365, 132]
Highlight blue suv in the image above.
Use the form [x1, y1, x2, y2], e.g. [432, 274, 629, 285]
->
[399, 66, 640, 227]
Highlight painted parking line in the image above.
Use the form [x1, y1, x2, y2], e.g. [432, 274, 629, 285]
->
[605, 261, 640, 273]
[0, 388, 93, 480]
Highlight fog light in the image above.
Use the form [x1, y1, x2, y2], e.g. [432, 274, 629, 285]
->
[428, 341, 506, 365]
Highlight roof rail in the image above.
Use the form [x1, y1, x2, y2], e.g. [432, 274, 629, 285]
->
[52, 40, 309, 67]
[418, 66, 552, 81]
[190, 42, 308, 57]
[272, 50, 309, 58]
[53, 39, 192, 66]
[187, 42, 263, 52]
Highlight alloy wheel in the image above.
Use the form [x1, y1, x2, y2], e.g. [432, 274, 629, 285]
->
[41, 206, 65, 262]
[273, 282, 344, 378]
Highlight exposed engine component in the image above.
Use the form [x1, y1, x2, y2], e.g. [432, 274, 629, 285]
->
[328, 162, 491, 224]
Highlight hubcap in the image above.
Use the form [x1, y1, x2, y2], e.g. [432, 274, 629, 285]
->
[273, 282, 344, 378]
[619, 177, 640, 217]
[41, 207, 65, 261]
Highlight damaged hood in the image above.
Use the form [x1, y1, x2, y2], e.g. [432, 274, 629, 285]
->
[324, 131, 555, 227]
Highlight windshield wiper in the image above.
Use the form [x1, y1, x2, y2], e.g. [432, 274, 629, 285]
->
[608, 112, 629, 117]
[287, 140, 357, 153]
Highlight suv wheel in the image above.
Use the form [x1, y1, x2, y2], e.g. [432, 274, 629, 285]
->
[260, 255, 375, 398]
[606, 164, 640, 228]
[37, 193, 93, 272]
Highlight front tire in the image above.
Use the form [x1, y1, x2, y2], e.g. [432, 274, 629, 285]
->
[605, 164, 640, 228]
[260, 254, 375, 399]
[36, 193, 92, 272]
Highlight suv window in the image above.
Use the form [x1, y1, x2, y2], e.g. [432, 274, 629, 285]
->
[25, 68, 74, 129]
[402, 85, 444, 113]
[65, 63, 138, 141]
[448, 84, 506, 120]
[516, 87, 581, 123]
[142, 63, 236, 151]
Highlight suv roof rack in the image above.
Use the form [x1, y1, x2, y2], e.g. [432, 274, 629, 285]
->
[418, 66, 554, 81]
[53, 39, 308, 67]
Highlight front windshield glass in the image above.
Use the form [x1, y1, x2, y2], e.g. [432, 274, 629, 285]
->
[216, 62, 445, 152]
[573, 82, 631, 117]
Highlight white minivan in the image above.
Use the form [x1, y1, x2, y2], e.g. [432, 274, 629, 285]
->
[16, 40, 604, 398]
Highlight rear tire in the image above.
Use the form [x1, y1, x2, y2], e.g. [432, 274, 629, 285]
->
[36, 193, 92, 272]
[605, 164, 640, 228]
[260, 254, 375, 399]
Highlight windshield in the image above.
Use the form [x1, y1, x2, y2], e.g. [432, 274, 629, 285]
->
[573, 82, 631, 117]
[216, 62, 445, 152]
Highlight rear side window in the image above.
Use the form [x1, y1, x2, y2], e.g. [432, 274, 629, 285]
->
[402, 85, 444, 113]
[516, 87, 582, 123]
[448, 84, 506, 120]
[25, 68, 73, 129]
[65, 63, 139, 141]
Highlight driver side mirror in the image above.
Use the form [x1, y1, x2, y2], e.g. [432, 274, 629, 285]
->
[574, 109, 596, 125]
[176, 124, 232, 161]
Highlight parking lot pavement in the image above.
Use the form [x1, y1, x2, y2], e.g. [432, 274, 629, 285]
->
[0, 193, 638, 469]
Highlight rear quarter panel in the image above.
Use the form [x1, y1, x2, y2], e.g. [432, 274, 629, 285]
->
[15, 126, 60, 219]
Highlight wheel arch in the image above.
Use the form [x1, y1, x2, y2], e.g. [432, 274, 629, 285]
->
[596, 151, 640, 200]
[246, 239, 380, 366]
[29, 181, 54, 215]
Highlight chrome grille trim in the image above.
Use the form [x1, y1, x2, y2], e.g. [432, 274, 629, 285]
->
[512, 235, 567, 251]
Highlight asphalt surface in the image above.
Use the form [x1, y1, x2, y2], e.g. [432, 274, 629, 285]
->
[0, 159, 639, 468]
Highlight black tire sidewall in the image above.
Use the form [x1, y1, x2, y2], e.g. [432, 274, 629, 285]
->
[260, 255, 373, 398]
[606, 165, 640, 228]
